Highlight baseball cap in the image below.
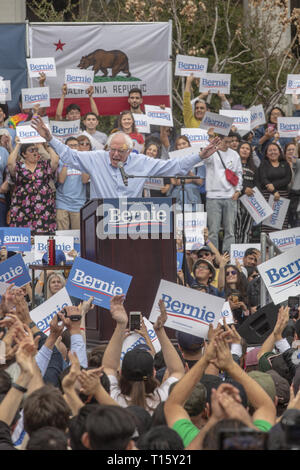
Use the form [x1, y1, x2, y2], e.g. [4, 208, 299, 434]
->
[192, 258, 216, 282]
[245, 347, 261, 368]
[42, 249, 66, 266]
[197, 246, 213, 255]
[121, 349, 154, 382]
[248, 370, 276, 401]
[176, 331, 204, 351]
[266, 370, 290, 406]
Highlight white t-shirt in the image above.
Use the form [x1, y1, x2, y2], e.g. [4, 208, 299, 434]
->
[108, 375, 179, 414]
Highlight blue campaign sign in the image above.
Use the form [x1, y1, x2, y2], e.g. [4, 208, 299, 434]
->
[0, 253, 31, 287]
[0, 228, 31, 252]
[65, 256, 133, 309]
[177, 252, 183, 272]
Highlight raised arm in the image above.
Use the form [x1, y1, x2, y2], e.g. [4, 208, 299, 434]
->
[55, 84, 68, 120]
[7, 139, 21, 177]
[257, 306, 290, 360]
[102, 295, 128, 377]
[153, 300, 185, 379]
[87, 86, 99, 116]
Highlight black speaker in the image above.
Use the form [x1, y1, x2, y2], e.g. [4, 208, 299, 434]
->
[237, 303, 280, 346]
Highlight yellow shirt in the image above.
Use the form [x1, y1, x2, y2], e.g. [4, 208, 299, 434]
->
[183, 91, 201, 128]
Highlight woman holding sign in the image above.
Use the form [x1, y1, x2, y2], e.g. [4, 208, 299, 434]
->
[235, 141, 257, 243]
[7, 138, 59, 233]
[256, 142, 292, 233]
[115, 110, 144, 153]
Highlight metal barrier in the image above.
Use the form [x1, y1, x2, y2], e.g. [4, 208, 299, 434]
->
[260, 232, 282, 307]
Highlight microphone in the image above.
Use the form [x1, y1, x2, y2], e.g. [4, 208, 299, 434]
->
[117, 161, 128, 187]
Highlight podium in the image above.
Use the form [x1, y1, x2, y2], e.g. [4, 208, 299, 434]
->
[80, 198, 177, 345]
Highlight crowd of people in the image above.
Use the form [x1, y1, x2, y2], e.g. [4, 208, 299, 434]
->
[0, 71, 300, 452]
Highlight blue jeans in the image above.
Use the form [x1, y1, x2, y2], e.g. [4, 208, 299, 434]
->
[206, 198, 237, 253]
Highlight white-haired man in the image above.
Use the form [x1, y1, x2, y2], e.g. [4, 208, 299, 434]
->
[32, 116, 220, 199]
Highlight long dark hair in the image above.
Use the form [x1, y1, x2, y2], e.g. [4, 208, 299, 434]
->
[237, 141, 256, 172]
[224, 264, 248, 300]
[267, 106, 285, 123]
[118, 110, 137, 133]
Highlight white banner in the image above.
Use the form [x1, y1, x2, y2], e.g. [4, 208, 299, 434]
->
[249, 104, 266, 130]
[285, 74, 300, 94]
[29, 23, 172, 103]
[230, 243, 261, 266]
[50, 120, 81, 140]
[269, 227, 300, 252]
[26, 57, 57, 78]
[219, 301, 234, 325]
[120, 317, 161, 363]
[144, 105, 173, 127]
[220, 110, 251, 133]
[149, 279, 225, 338]
[65, 68, 94, 90]
[176, 212, 207, 250]
[240, 187, 273, 225]
[16, 124, 46, 143]
[258, 245, 300, 305]
[0, 80, 11, 101]
[21, 86, 50, 109]
[175, 54, 208, 77]
[199, 73, 231, 94]
[132, 113, 150, 134]
[264, 195, 290, 230]
[180, 128, 209, 148]
[30, 287, 72, 336]
[277, 117, 300, 138]
[199, 111, 233, 136]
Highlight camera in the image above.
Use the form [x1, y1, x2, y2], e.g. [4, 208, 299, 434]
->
[61, 308, 81, 322]
[288, 296, 300, 320]
[129, 312, 141, 331]
[281, 410, 300, 450]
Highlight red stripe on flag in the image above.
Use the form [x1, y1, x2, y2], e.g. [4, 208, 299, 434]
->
[47, 95, 171, 118]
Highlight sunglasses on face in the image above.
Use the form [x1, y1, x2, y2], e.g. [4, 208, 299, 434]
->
[226, 270, 237, 276]
[27, 147, 39, 153]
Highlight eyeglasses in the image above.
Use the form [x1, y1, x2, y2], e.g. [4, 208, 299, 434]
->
[27, 147, 39, 153]
[226, 270, 237, 276]
[109, 147, 128, 156]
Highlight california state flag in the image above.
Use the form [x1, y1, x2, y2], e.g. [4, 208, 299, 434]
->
[29, 23, 172, 116]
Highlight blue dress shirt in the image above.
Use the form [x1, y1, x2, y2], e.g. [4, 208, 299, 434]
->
[49, 137, 202, 199]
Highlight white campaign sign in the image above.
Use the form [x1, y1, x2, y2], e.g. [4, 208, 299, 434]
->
[240, 187, 273, 225]
[277, 117, 300, 138]
[0, 80, 11, 101]
[149, 279, 225, 338]
[65, 68, 94, 90]
[199, 111, 233, 136]
[269, 227, 300, 252]
[175, 54, 208, 77]
[120, 317, 161, 363]
[34, 236, 74, 262]
[21, 86, 50, 109]
[199, 73, 231, 94]
[26, 57, 57, 78]
[258, 245, 300, 305]
[249, 104, 266, 130]
[30, 287, 72, 336]
[180, 128, 209, 148]
[285, 74, 300, 94]
[219, 301, 234, 325]
[16, 124, 46, 144]
[264, 195, 290, 230]
[176, 212, 207, 250]
[144, 105, 173, 127]
[50, 120, 81, 141]
[230, 244, 261, 266]
[220, 110, 251, 133]
[143, 178, 164, 190]
[132, 114, 150, 134]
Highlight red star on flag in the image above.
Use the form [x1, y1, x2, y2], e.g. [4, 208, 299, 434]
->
[54, 40, 66, 51]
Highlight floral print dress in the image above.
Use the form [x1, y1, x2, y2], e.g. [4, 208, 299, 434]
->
[10, 159, 56, 233]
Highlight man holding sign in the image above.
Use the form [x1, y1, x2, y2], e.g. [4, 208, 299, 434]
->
[31, 116, 220, 199]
